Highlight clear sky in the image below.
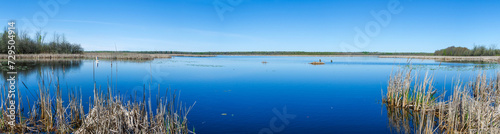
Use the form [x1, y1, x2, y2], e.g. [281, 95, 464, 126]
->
[1, 0, 499, 52]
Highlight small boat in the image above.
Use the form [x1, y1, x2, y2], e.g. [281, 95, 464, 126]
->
[309, 62, 324, 65]
[96, 56, 99, 63]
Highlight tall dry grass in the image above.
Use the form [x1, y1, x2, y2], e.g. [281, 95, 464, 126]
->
[383, 69, 500, 133]
[383, 69, 438, 111]
[0, 72, 195, 133]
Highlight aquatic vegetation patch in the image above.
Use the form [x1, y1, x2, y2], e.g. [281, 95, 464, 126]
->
[383, 69, 500, 133]
[0, 73, 195, 133]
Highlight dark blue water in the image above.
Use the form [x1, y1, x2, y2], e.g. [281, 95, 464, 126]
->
[3, 56, 498, 133]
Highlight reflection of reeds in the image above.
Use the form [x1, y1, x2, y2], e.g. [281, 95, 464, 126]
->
[383, 69, 500, 133]
[386, 105, 437, 134]
[0, 73, 195, 133]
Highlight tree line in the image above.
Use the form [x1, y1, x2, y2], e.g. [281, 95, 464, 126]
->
[434, 45, 500, 56]
[0, 29, 83, 54]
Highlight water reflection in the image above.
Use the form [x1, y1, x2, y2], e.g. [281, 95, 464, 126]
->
[385, 106, 441, 134]
[0, 60, 83, 79]
[0, 56, 496, 133]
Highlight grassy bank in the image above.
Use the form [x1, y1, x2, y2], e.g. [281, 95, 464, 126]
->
[379, 55, 500, 63]
[0, 53, 215, 60]
[383, 69, 500, 133]
[0, 73, 195, 133]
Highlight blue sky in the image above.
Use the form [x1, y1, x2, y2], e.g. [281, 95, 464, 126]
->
[1, 0, 499, 52]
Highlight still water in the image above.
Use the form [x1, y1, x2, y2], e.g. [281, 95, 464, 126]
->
[2, 56, 498, 133]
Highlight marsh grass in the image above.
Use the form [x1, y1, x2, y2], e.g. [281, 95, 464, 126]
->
[0, 53, 215, 61]
[383, 69, 438, 111]
[0, 53, 170, 60]
[383, 68, 500, 133]
[0, 72, 195, 133]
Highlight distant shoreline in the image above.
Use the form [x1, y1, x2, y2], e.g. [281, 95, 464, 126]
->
[0, 53, 214, 60]
[378, 55, 500, 63]
[222, 55, 500, 63]
[0, 53, 499, 63]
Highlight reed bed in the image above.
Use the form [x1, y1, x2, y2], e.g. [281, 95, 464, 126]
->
[0, 53, 215, 61]
[384, 69, 438, 111]
[0, 73, 195, 133]
[0, 53, 167, 60]
[383, 69, 500, 133]
[378, 55, 500, 63]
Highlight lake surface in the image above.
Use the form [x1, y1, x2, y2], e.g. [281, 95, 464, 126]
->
[2, 56, 498, 133]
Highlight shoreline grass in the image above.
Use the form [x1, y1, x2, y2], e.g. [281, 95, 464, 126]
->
[379, 55, 500, 63]
[0, 53, 215, 60]
[0, 72, 195, 133]
[383, 68, 500, 133]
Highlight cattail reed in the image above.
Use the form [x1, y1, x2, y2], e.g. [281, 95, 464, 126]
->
[0, 72, 195, 133]
[384, 68, 500, 133]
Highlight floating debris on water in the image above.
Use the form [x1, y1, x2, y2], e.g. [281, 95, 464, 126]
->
[186, 64, 223, 67]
